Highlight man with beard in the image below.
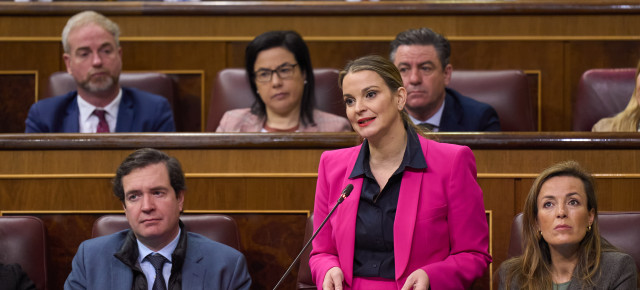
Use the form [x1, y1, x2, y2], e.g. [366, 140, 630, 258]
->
[25, 11, 175, 133]
[390, 27, 500, 132]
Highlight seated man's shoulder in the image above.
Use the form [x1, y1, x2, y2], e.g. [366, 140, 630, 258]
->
[79, 230, 130, 251]
[453, 91, 494, 112]
[446, 88, 501, 131]
[122, 87, 168, 103]
[186, 232, 244, 258]
[33, 91, 77, 107]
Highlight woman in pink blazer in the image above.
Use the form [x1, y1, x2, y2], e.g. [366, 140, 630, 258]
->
[310, 55, 491, 290]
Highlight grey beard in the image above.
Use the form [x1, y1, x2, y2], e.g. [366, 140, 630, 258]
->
[80, 75, 118, 93]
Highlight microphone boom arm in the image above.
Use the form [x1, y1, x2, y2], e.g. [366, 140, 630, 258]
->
[272, 184, 353, 290]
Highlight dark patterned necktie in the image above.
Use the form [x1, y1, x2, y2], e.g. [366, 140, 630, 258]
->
[93, 109, 110, 133]
[418, 122, 437, 131]
[146, 253, 168, 290]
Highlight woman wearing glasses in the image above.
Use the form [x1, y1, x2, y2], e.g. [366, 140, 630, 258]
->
[216, 30, 351, 132]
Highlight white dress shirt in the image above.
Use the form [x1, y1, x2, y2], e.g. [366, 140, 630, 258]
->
[76, 90, 122, 133]
[408, 98, 445, 132]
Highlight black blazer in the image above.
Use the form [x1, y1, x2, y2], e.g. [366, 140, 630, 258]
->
[0, 263, 35, 290]
[439, 88, 501, 132]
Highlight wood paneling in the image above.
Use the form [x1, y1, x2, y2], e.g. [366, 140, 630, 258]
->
[1, 2, 640, 132]
[0, 72, 37, 133]
[167, 72, 204, 132]
[1, 133, 640, 289]
[0, 41, 62, 119]
[479, 179, 516, 276]
[120, 41, 225, 131]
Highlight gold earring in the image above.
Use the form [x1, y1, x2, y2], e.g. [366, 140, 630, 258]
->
[588, 225, 592, 231]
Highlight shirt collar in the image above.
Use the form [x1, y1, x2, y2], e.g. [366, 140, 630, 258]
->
[136, 227, 181, 264]
[77, 89, 123, 124]
[407, 98, 445, 128]
[349, 123, 427, 179]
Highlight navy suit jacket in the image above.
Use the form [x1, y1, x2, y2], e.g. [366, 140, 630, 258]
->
[64, 230, 251, 290]
[25, 87, 175, 133]
[439, 88, 501, 132]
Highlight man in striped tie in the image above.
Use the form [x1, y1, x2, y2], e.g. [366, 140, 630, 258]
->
[65, 148, 251, 290]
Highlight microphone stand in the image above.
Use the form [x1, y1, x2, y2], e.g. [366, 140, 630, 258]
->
[272, 184, 353, 290]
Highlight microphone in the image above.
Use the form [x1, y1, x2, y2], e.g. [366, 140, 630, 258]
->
[273, 184, 354, 290]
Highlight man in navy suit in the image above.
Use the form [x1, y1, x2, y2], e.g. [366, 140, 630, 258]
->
[64, 148, 251, 290]
[25, 11, 175, 133]
[390, 28, 500, 132]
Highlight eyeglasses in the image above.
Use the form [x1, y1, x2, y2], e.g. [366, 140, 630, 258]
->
[254, 63, 298, 83]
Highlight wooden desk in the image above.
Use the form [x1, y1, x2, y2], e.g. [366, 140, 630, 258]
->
[1, 132, 640, 289]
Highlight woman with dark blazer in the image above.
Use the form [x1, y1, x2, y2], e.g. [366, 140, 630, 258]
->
[309, 55, 491, 290]
[498, 161, 637, 289]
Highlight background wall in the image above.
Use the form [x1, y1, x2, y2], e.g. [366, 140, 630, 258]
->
[2, 1, 640, 132]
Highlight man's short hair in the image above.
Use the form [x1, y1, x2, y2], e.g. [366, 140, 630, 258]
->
[112, 148, 186, 203]
[62, 10, 120, 54]
[389, 27, 451, 69]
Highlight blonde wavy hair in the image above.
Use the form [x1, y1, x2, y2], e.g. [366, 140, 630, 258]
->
[593, 60, 640, 131]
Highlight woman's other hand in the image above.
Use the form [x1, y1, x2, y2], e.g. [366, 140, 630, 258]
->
[323, 267, 344, 290]
[401, 269, 430, 290]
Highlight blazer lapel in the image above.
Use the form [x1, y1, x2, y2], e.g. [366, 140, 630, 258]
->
[62, 96, 80, 132]
[110, 257, 134, 289]
[393, 138, 427, 279]
[394, 170, 423, 279]
[181, 250, 205, 289]
[115, 90, 134, 132]
[335, 149, 363, 287]
[439, 92, 463, 131]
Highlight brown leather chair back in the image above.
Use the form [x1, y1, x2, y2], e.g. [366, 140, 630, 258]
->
[572, 68, 636, 131]
[297, 213, 315, 289]
[92, 214, 242, 250]
[205, 68, 344, 131]
[0, 216, 48, 290]
[448, 70, 535, 131]
[45, 72, 175, 108]
[508, 211, 640, 271]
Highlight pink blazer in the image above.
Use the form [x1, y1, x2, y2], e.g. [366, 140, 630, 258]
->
[216, 108, 352, 132]
[310, 135, 491, 290]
